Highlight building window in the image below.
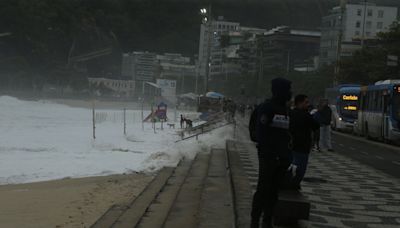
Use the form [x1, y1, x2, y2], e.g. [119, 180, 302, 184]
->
[333, 19, 336, 27]
[222, 25, 225, 29]
[325, 21, 330, 27]
[367, 9, 373, 17]
[366, 31, 371, 37]
[377, 22, 383, 29]
[357, 9, 362, 16]
[355, 31, 360, 36]
[378, 10, 384, 18]
[356, 21, 361, 28]
[366, 21, 372, 29]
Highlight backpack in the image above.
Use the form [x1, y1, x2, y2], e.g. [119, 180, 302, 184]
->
[249, 105, 259, 142]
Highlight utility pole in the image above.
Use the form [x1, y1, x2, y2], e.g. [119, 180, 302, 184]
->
[361, 0, 368, 47]
[256, 37, 264, 103]
[195, 62, 199, 94]
[334, 0, 346, 86]
[181, 67, 185, 94]
[286, 50, 291, 74]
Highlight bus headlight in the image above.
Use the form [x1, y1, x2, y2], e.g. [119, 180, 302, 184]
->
[338, 117, 342, 121]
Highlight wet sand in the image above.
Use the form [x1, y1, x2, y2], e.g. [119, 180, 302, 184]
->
[0, 173, 153, 228]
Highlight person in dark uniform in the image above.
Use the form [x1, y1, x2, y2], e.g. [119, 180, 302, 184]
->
[251, 78, 293, 228]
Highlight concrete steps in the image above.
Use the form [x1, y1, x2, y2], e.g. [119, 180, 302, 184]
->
[136, 160, 192, 228]
[90, 149, 235, 228]
[91, 167, 175, 228]
[163, 152, 211, 227]
[198, 149, 234, 228]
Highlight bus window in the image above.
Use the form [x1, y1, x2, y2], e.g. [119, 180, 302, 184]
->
[383, 95, 389, 114]
[393, 93, 400, 121]
[373, 91, 378, 111]
[377, 91, 383, 112]
[366, 91, 372, 111]
[362, 92, 367, 111]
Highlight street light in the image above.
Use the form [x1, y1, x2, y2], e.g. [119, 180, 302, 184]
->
[200, 5, 212, 93]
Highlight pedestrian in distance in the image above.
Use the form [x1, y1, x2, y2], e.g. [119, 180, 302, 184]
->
[309, 105, 320, 152]
[227, 99, 237, 121]
[180, 114, 185, 129]
[249, 77, 293, 228]
[185, 118, 193, 128]
[315, 99, 334, 152]
[289, 95, 319, 189]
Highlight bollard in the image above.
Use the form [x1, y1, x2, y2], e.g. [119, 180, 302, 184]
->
[233, 119, 237, 138]
[123, 108, 126, 135]
[92, 100, 96, 139]
[141, 100, 144, 131]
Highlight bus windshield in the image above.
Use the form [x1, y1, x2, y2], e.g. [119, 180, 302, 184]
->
[393, 94, 400, 121]
[340, 100, 358, 119]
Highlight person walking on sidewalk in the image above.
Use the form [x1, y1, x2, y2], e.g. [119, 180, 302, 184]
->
[309, 105, 320, 152]
[289, 95, 319, 189]
[251, 78, 292, 228]
[315, 99, 333, 152]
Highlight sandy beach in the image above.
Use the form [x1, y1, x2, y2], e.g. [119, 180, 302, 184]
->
[0, 173, 153, 228]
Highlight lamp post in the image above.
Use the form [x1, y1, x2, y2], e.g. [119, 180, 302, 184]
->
[334, 0, 346, 86]
[200, 6, 212, 93]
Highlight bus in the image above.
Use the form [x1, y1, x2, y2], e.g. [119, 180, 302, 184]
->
[355, 80, 400, 142]
[325, 85, 361, 131]
[197, 96, 222, 113]
[197, 92, 224, 121]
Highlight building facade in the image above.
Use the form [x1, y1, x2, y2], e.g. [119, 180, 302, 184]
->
[258, 26, 321, 72]
[218, 28, 265, 77]
[121, 51, 158, 82]
[197, 17, 240, 79]
[156, 79, 177, 103]
[157, 53, 195, 79]
[320, 2, 398, 66]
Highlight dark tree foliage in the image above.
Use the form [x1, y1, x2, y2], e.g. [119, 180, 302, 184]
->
[1, 0, 399, 90]
[339, 22, 400, 85]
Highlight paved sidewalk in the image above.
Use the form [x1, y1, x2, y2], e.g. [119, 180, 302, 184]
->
[234, 122, 400, 228]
